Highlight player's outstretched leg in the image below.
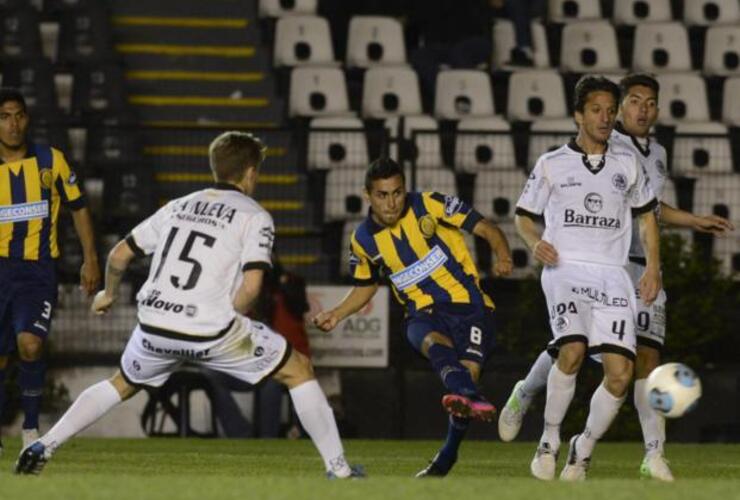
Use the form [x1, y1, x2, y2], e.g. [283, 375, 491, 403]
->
[499, 350, 553, 442]
[416, 415, 469, 478]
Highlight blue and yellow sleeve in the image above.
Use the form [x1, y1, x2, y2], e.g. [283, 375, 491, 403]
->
[349, 232, 379, 286]
[422, 192, 483, 232]
[52, 148, 86, 210]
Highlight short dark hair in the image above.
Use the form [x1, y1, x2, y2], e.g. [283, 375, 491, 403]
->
[619, 73, 660, 100]
[364, 157, 405, 192]
[573, 76, 620, 113]
[0, 87, 26, 110]
[208, 131, 266, 182]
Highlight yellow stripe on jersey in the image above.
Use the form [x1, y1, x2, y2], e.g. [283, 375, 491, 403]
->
[22, 161, 41, 260]
[0, 166, 11, 257]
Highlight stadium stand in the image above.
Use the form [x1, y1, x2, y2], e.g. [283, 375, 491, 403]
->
[507, 70, 568, 121]
[346, 16, 406, 68]
[433, 69, 495, 120]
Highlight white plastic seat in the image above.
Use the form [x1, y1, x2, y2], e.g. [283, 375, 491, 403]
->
[386, 115, 443, 170]
[411, 167, 458, 195]
[507, 70, 568, 121]
[703, 26, 740, 77]
[612, 0, 672, 25]
[307, 117, 368, 170]
[655, 73, 710, 125]
[346, 16, 406, 68]
[362, 65, 423, 118]
[340, 219, 362, 277]
[683, 0, 740, 26]
[722, 76, 740, 125]
[454, 116, 517, 172]
[259, 0, 317, 18]
[434, 70, 495, 120]
[712, 229, 740, 278]
[324, 167, 367, 221]
[274, 15, 335, 67]
[693, 176, 740, 274]
[672, 122, 733, 176]
[289, 66, 350, 117]
[497, 220, 541, 279]
[548, 0, 602, 22]
[527, 118, 576, 167]
[492, 19, 550, 69]
[560, 21, 621, 72]
[473, 169, 528, 222]
[633, 22, 691, 73]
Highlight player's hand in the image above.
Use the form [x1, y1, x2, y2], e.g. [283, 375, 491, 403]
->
[492, 254, 513, 277]
[532, 239, 558, 266]
[91, 290, 116, 315]
[638, 267, 662, 306]
[693, 214, 735, 235]
[80, 259, 101, 296]
[312, 310, 340, 332]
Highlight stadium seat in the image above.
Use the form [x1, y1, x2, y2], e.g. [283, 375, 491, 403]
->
[102, 165, 154, 220]
[57, 4, 114, 66]
[612, 0, 672, 25]
[86, 125, 143, 167]
[655, 73, 710, 125]
[560, 21, 621, 72]
[27, 116, 70, 153]
[507, 70, 568, 121]
[497, 220, 540, 279]
[693, 175, 740, 236]
[386, 115, 443, 170]
[340, 219, 362, 277]
[274, 15, 335, 67]
[548, 0, 602, 22]
[289, 66, 350, 117]
[0, 7, 42, 61]
[492, 19, 550, 69]
[454, 116, 517, 172]
[672, 122, 733, 176]
[473, 169, 528, 222]
[346, 16, 406, 68]
[703, 26, 740, 77]
[307, 116, 368, 170]
[434, 70, 495, 120]
[412, 167, 458, 195]
[722, 76, 740, 125]
[527, 118, 576, 167]
[712, 229, 740, 278]
[258, 0, 317, 18]
[683, 0, 740, 26]
[43, 0, 96, 13]
[71, 63, 127, 117]
[632, 22, 691, 73]
[362, 66, 423, 118]
[324, 167, 367, 221]
[661, 177, 678, 207]
[2, 59, 57, 114]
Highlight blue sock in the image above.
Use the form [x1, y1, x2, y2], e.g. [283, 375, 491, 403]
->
[436, 415, 469, 470]
[19, 360, 45, 430]
[427, 343, 478, 397]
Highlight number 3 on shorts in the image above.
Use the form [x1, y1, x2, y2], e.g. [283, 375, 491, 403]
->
[41, 301, 52, 320]
[470, 326, 482, 345]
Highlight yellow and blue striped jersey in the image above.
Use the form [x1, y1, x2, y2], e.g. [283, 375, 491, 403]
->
[0, 144, 85, 260]
[349, 191, 494, 314]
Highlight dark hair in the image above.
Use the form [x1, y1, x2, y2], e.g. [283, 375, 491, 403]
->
[0, 87, 26, 110]
[573, 76, 620, 113]
[208, 131, 266, 182]
[619, 73, 660, 100]
[364, 157, 405, 192]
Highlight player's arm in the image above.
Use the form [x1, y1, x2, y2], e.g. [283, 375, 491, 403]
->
[70, 206, 101, 295]
[91, 238, 137, 314]
[637, 209, 661, 306]
[233, 269, 265, 315]
[514, 212, 557, 266]
[312, 283, 379, 332]
[472, 219, 512, 277]
[659, 202, 735, 234]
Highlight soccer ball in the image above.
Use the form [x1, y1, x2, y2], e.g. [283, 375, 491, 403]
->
[645, 363, 702, 418]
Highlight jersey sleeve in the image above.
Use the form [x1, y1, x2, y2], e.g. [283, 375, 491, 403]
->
[126, 203, 172, 257]
[515, 158, 551, 217]
[422, 192, 483, 232]
[630, 159, 658, 216]
[52, 149, 86, 210]
[240, 210, 274, 272]
[349, 232, 379, 286]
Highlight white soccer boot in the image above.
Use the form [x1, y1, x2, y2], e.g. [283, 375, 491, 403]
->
[530, 442, 558, 480]
[560, 434, 590, 481]
[640, 452, 674, 482]
[499, 380, 528, 442]
[22, 428, 39, 449]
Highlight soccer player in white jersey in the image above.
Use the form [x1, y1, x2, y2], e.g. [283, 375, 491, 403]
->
[15, 132, 363, 479]
[514, 76, 662, 481]
[499, 74, 734, 480]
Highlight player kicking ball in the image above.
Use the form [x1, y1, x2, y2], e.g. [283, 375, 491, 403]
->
[15, 132, 363, 479]
[498, 74, 734, 481]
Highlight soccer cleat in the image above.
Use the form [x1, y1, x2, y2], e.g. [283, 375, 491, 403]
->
[640, 453, 674, 482]
[415, 453, 454, 478]
[15, 441, 49, 475]
[441, 394, 497, 422]
[22, 428, 39, 449]
[560, 434, 590, 481]
[530, 442, 558, 480]
[326, 464, 366, 479]
[499, 380, 527, 442]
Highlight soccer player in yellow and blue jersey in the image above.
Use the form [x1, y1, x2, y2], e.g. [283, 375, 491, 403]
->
[313, 157, 512, 477]
[0, 88, 100, 453]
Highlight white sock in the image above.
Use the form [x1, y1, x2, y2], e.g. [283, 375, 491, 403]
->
[634, 378, 665, 455]
[40, 380, 121, 453]
[519, 350, 553, 410]
[289, 379, 351, 477]
[576, 383, 626, 458]
[540, 364, 577, 451]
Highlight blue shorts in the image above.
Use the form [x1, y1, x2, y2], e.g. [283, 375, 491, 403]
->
[0, 259, 57, 354]
[406, 303, 496, 364]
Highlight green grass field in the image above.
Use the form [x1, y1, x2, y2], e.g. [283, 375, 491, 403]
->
[1, 439, 739, 499]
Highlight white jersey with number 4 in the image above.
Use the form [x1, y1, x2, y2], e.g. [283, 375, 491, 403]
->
[516, 139, 657, 267]
[127, 184, 274, 338]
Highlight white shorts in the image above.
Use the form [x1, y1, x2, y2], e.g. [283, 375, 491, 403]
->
[120, 315, 289, 388]
[625, 260, 667, 349]
[541, 261, 637, 360]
